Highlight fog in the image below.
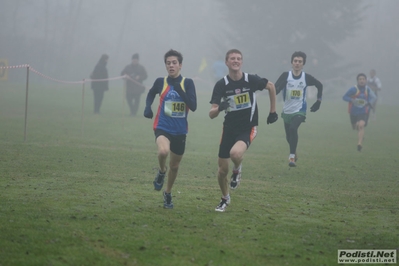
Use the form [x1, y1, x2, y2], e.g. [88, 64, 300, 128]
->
[334, 0, 398, 105]
[1, 0, 397, 103]
[1, 0, 228, 83]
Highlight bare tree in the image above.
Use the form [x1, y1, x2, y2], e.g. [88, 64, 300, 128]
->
[115, 0, 134, 63]
[54, 0, 83, 77]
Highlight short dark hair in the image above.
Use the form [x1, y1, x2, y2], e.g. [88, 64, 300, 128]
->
[132, 53, 139, 60]
[164, 49, 183, 64]
[225, 49, 242, 61]
[291, 51, 307, 65]
[357, 73, 367, 81]
[99, 54, 108, 63]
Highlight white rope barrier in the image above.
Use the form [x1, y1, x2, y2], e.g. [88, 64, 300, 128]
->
[1, 64, 147, 141]
[0, 64, 142, 85]
[29, 67, 85, 84]
[0, 64, 29, 69]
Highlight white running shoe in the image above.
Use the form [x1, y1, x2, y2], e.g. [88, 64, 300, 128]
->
[230, 165, 242, 189]
[215, 197, 230, 212]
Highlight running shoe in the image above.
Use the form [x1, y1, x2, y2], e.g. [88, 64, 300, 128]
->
[289, 157, 296, 167]
[215, 197, 230, 212]
[357, 144, 362, 152]
[230, 165, 242, 189]
[163, 191, 173, 209]
[153, 169, 166, 191]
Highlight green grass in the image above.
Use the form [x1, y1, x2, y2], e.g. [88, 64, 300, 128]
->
[0, 83, 398, 266]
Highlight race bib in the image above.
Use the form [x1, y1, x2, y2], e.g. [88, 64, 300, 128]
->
[164, 101, 186, 117]
[290, 90, 302, 98]
[353, 98, 366, 107]
[227, 92, 251, 111]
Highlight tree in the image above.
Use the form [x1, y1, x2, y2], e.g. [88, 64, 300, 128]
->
[216, 0, 366, 82]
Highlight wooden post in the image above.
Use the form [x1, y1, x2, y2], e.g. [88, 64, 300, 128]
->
[81, 80, 85, 137]
[24, 66, 30, 142]
[122, 79, 126, 130]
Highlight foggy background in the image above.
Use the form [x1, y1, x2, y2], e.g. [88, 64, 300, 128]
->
[1, 0, 397, 104]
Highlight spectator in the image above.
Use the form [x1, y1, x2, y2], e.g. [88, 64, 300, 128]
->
[121, 53, 148, 116]
[90, 54, 109, 114]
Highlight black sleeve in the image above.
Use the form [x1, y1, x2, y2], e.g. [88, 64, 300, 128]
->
[99, 66, 108, 79]
[145, 78, 163, 107]
[305, 74, 323, 99]
[176, 78, 197, 111]
[139, 65, 148, 82]
[250, 74, 268, 91]
[100, 66, 108, 89]
[185, 78, 197, 111]
[209, 80, 225, 105]
[275, 72, 289, 95]
[91, 64, 107, 78]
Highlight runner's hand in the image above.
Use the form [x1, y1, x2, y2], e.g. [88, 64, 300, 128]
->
[310, 100, 321, 112]
[144, 106, 153, 119]
[218, 98, 230, 111]
[267, 112, 278, 124]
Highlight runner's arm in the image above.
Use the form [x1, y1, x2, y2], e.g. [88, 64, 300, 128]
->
[343, 87, 356, 102]
[306, 74, 323, 100]
[275, 72, 288, 95]
[174, 79, 197, 111]
[265, 81, 276, 113]
[209, 104, 221, 119]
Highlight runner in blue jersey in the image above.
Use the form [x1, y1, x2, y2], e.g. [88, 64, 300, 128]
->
[343, 73, 376, 152]
[144, 49, 197, 209]
[209, 49, 278, 212]
[275, 51, 323, 167]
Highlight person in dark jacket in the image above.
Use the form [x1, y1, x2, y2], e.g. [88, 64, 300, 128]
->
[121, 53, 148, 116]
[90, 54, 109, 114]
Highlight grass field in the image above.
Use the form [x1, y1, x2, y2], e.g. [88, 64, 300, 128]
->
[0, 82, 398, 266]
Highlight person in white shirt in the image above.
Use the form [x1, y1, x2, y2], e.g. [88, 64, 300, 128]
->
[367, 69, 382, 116]
[275, 51, 323, 167]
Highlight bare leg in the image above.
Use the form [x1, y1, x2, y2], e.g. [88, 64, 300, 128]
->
[357, 120, 366, 146]
[230, 140, 247, 169]
[156, 136, 169, 173]
[165, 151, 183, 193]
[217, 140, 247, 197]
[217, 158, 229, 197]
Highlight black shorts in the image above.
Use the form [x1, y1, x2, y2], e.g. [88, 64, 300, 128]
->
[350, 113, 369, 127]
[154, 129, 186, 156]
[218, 126, 257, 159]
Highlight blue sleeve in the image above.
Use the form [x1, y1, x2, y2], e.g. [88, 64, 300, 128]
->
[343, 87, 356, 102]
[145, 78, 163, 107]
